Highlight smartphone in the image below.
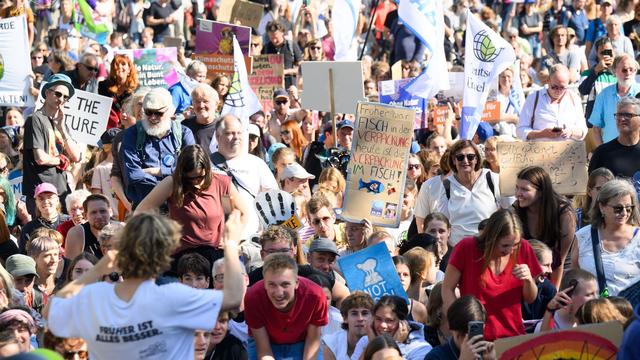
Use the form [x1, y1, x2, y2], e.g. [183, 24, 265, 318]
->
[552, 127, 562, 132]
[565, 279, 579, 297]
[468, 321, 484, 340]
[602, 49, 613, 57]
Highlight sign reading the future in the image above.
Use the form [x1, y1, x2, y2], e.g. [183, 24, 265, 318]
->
[340, 102, 415, 227]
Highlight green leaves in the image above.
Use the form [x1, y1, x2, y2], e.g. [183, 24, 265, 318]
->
[480, 35, 496, 61]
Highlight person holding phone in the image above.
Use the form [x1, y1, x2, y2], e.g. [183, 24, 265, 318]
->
[537, 269, 598, 332]
[578, 37, 617, 121]
[425, 296, 496, 360]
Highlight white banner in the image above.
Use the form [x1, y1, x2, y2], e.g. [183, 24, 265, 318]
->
[37, 86, 112, 146]
[0, 16, 35, 107]
[333, 0, 361, 60]
[461, 10, 515, 139]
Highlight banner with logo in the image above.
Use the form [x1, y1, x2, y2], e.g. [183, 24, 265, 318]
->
[0, 16, 35, 107]
[378, 78, 428, 129]
[460, 9, 516, 139]
[194, 20, 252, 79]
[338, 243, 408, 302]
[117, 48, 179, 89]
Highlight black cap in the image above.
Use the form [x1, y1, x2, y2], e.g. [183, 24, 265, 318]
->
[100, 128, 122, 145]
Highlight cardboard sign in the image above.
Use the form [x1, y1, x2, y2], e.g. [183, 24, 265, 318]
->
[249, 55, 284, 112]
[163, 36, 183, 48]
[337, 243, 408, 302]
[497, 141, 588, 196]
[281, 214, 303, 231]
[431, 106, 448, 126]
[300, 61, 364, 114]
[116, 48, 179, 88]
[378, 78, 428, 130]
[341, 102, 415, 227]
[495, 321, 622, 359]
[216, 0, 235, 23]
[230, 0, 264, 29]
[481, 100, 500, 121]
[195, 19, 251, 55]
[391, 60, 402, 80]
[36, 86, 112, 146]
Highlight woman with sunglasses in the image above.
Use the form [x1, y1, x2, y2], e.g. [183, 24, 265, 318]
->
[98, 54, 139, 129]
[135, 144, 248, 270]
[572, 179, 640, 297]
[279, 119, 308, 161]
[513, 166, 575, 286]
[415, 140, 511, 246]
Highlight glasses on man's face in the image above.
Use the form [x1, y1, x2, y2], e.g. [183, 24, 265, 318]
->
[144, 109, 165, 118]
[82, 63, 99, 73]
[549, 84, 567, 91]
[609, 204, 635, 215]
[263, 247, 292, 255]
[312, 216, 332, 226]
[455, 153, 477, 162]
[214, 274, 224, 283]
[63, 350, 88, 360]
[614, 112, 639, 120]
[51, 90, 70, 101]
[275, 100, 288, 106]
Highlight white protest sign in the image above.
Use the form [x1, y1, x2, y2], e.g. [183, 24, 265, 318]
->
[37, 86, 112, 146]
[300, 61, 364, 114]
[0, 16, 35, 107]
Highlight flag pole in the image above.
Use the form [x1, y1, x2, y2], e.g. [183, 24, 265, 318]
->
[358, 0, 381, 60]
[329, 68, 337, 140]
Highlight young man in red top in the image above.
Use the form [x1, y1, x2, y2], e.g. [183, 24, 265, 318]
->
[244, 253, 328, 360]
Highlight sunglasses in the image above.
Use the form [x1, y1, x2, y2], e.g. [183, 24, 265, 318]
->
[455, 153, 477, 162]
[82, 63, 99, 72]
[50, 90, 70, 101]
[549, 84, 567, 91]
[312, 216, 332, 225]
[408, 164, 421, 170]
[275, 99, 288, 105]
[63, 350, 88, 360]
[609, 204, 635, 215]
[144, 109, 165, 117]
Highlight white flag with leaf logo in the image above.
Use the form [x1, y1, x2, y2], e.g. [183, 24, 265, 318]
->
[460, 10, 515, 139]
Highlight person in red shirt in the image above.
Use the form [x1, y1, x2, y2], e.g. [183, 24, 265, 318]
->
[244, 253, 328, 360]
[442, 209, 543, 340]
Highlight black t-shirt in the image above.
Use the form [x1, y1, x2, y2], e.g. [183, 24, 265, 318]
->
[205, 333, 247, 360]
[147, 2, 172, 37]
[23, 111, 69, 198]
[589, 138, 640, 178]
[182, 116, 216, 150]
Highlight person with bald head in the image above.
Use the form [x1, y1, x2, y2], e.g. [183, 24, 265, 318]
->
[517, 64, 588, 141]
[211, 115, 278, 238]
[183, 84, 220, 149]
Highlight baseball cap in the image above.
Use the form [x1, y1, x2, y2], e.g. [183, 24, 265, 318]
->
[100, 127, 122, 145]
[273, 88, 289, 100]
[308, 237, 339, 256]
[143, 88, 173, 111]
[248, 123, 261, 137]
[5, 255, 38, 278]
[476, 122, 494, 142]
[280, 163, 316, 181]
[337, 119, 354, 130]
[34, 183, 58, 197]
[41, 73, 75, 100]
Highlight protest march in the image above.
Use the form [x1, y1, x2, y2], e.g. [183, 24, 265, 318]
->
[1, 0, 640, 358]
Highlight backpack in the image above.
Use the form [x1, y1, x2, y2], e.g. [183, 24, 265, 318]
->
[442, 171, 497, 202]
[135, 121, 183, 161]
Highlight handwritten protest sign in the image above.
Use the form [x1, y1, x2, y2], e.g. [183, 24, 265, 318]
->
[216, 0, 235, 23]
[338, 243, 408, 302]
[37, 86, 112, 146]
[378, 78, 428, 129]
[341, 102, 415, 227]
[497, 141, 587, 196]
[0, 16, 35, 107]
[495, 322, 622, 360]
[117, 48, 179, 88]
[300, 61, 364, 114]
[230, 0, 264, 29]
[249, 55, 284, 112]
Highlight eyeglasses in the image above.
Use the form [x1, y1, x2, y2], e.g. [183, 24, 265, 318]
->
[263, 247, 292, 254]
[311, 216, 332, 226]
[214, 274, 224, 282]
[82, 63, 99, 72]
[281, 129, 291, 136]
[0, 166, 8, 173]
[144, 109, 165, 117]
[275, 99, 288, 105]
[614, 112, 639, 120]
[549, 84, 567, 91]
[63, 350, 88, 360]
[408, 164, 421, 170]
[50, 90, 70, 101]
[455, 153, 477, 162]
[608, 204, 635, 215]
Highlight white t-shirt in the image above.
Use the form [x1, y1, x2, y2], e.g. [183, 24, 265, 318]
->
[322, 329, 350, 360]
[576, 225, 640, 296]
[48, 280, 223, 360]
[414, 176, 446, 219]
[213, 153, 279, 239]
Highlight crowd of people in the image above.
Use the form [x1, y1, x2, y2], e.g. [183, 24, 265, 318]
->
[1, 0, 640, 358]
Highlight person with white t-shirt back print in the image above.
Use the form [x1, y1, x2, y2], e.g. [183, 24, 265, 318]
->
[43, 211, 246, 360]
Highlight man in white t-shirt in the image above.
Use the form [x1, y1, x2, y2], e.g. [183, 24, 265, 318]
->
[211, 115, 279, 239]
[44, 212, 246, 360]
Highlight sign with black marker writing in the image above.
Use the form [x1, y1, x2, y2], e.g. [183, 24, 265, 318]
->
[497, 141, 587, 196]
[37, 85, 112, 146]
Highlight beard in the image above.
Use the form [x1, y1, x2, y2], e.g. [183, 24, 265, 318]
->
[618, 77, 636, 89]
[141, 117, 171, 138]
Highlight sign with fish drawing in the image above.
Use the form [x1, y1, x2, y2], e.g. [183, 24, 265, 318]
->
[340, 102, 415, 227]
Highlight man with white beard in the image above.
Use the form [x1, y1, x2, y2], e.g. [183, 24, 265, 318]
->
[121, 88, 196, 208]
[589, 54, 640, 146]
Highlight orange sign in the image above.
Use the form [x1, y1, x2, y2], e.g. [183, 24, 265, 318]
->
[431, 106, 448, 126]
[481, 101, 501, 121]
